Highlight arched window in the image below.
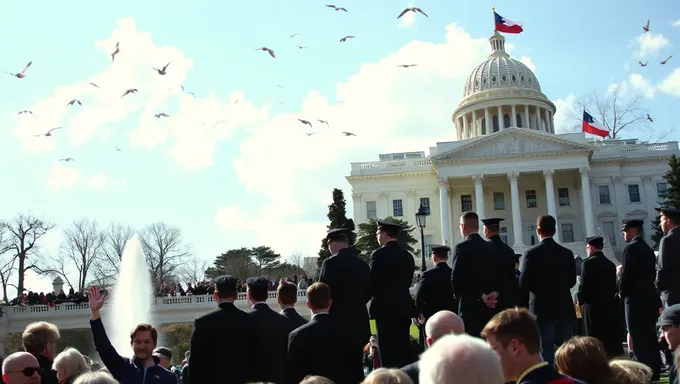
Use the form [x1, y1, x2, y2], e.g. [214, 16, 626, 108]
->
[516, 114, 522, 128]
[481, 118, 487, 135]
[492, 116, 499, 132]
[503, 114, 511, 128]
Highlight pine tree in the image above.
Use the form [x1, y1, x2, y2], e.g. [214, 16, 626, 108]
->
[652, 154, 680, 249]
[317, 189, 357, 270]
[354, 217, 419, 263]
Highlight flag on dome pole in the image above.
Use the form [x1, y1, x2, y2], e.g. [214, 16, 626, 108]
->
[582, 110, 610, 138]
[493, 8, 524, 34]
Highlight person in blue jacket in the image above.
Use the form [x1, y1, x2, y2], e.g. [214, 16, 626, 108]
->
[87, 286, 178, 384]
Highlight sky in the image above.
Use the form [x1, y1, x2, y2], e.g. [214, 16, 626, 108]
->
[1, 0, 679, 295]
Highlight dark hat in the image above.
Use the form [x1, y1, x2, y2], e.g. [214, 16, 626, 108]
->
[659, 207, 680, 219]
[620, 219, 644, 231]
[153, 347, 172, 360]
[376, 219, 401, 232]
[430, 244, 450, 255]
[326, 228, 350, 241]
[481, 218, 505, 227]
[657, 304, 680, 326]
[212, 275, 238, 293]
[246, 276, 270, 292]
[585, 236, 604, 248]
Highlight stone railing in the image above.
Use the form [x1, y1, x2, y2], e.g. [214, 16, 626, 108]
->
[350, 159, 434, 176]
[593, 142, 678, 155]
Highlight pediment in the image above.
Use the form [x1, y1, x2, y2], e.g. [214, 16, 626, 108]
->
[432, 128, 593, 162]
[558, 212, 577, 220]
[626, 209, 648, 217]
[597, 211, 618, 218]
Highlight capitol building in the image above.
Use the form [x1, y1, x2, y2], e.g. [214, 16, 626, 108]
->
[346, 32, 679, 262]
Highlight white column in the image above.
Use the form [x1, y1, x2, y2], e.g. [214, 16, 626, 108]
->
[471, 111, 478, 137]
[462, 114, 468, 140]
[438, 177, 452, 246]
[535, 106, 541, 131]
[508, 172, 525, 246]
[544, 109, 550, 133]
[549, 110, 554, 133]
[511, 104, 517, 127]
[455, 118, 461, 140]
[497, 106, 503, 129]
[543, 169, 560, 242]
[379, 192, 389, 217]
[352, 193, 362, 222]
[484, 108, 490, 135]
[580, 167, 596, 237]
[473, 175, 485, 218]
[524, 105, 530, 129]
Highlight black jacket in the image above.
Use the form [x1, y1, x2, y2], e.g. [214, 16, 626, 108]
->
[619, 236, 658, 300]
[657, 227, 680, 305]
[281, 307, 308, 330]
[415, 262, 456, 320]
[35, 354, 58, 384]
[369, 241, 417, 320]
[488, 234, 519, 310]
[249, 303, 293, 384]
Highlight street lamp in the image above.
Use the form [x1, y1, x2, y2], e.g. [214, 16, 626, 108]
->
[416, 204, 428, 272]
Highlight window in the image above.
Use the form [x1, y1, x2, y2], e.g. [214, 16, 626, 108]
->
[424, 235, 434, 253]
[492, 116, 499, 133]
[657, 182, 668, 199]
[503, 114, 511, 128]
[500, 226, 508, 244]
[493, 192, 505, 210]
[366, 201, 377, 219]
[420, 197, 431, 215]
[525, 190, 537, 208]
[628, 184, 641, 203]
[516, 114, 522, 128]
[461, 195, 473, 212]
[561, 223, 574, 243]
[392, 199, 403, 217]
[602, 221, 616, 246]
[557, 188, 570, 206]
[598, 186, 611, 205]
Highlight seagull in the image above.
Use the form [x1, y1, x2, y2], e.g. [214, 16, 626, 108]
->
[294, 45, 308, 49]
[643, 19, 650, 33]
[326, 4, 347, 11]
[397, 64, 418, 68]
[647, 114, 654, 123]
[67, 99, 82, 106]
[661, 55, 673, 65]
[213, 120, 227, 127]
[638, 61, 648, 67]
[277, 84, 284, 88]
[35, 127, 62, 137]
[256, 47, 276, 58]
[18, 110, 33, 116]
[289, 33, 299, 38]
[298, 119, 313, 128]
[340, 36, 355, 42]
[121, 88, 138, 98]
[154, 113, 170, 118]
[59, 158, 75, 162]
[153, 62, 171, 75]
[306, 132, 317, 136]
[397, 7, 428, 19]
[342, 132, 356, 136]
[6, 61, 32, 78]
[115, 146, 122, 151]
[111, 42, 120, 61]
[317, 119, 329, 127]
[90, 82, 100, 88]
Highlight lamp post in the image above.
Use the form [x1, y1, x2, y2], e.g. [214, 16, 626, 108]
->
[416, 204, 428, 272]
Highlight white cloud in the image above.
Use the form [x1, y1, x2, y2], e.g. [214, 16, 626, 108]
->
[46, 164, 83, 191]
[634, 32, 669, 59]
[87, 173, 109, 190]
[660, 68, 680, 97]
[519, 56, 536, 72]
[552, 93, 577, 133]
[673, 20, 680, 27]
[628, 73, 656, 98]
[608, 81, 628, 96]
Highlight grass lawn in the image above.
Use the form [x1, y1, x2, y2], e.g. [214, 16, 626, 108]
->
[369, 320, 420, 340]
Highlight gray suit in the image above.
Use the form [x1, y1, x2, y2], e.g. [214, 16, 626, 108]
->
[657, 226, 680, 307]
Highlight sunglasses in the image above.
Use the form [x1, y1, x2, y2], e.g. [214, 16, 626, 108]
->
[6, 366, 43, 377]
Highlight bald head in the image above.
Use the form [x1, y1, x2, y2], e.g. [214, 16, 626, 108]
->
[3, 352, 40, 384]
[425, 310, 465, 346]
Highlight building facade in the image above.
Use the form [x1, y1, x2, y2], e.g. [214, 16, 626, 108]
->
[346, 32, 679, 262]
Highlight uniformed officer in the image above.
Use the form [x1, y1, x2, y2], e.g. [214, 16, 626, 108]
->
[415, 244, 457, 341]
[578, 236, 623, 357]
[619, 219, 662, 379]
[657, 207, 680, 307]
[482, 217, 518, 312]
[368, 219, 417, 368]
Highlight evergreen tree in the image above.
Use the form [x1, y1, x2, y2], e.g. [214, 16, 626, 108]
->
[205, 248, 256, 281]
[317, 189, 356, 269]
[651, 154, 680, 249]
[354, 217, 419, 263]
[251, 246, 282, 274]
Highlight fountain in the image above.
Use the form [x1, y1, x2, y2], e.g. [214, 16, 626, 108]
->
[108, 234, 154, 354]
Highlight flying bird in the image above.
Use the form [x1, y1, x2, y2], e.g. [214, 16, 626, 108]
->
[6, 61, 32, 78]
[317, 119, 329, 127]
[289, 33, 299, 38]
[298, 119, 313, 128]
[256, 47, 276, 58]
[213, 120, 227, 128]
[342, 132, 356, 136]
[397, 64, 418, 68]
[59, 158, 75, 162]
[115, 146, 122, 151]
[661, 55, 673, 65]
[18, 110, 33, 116]
[90, 82, 100, 88]
[398, 7, 428, 19]
[306, 132, 317, 136]
[643, 19, 650, 33]
[326, 4, 347, 11]
[111, 41, 120, 61]
[154, 113, 170, 118]
[121, 88, 138, 98]
[153, 62, 171, 75]
[35, 127, 62, 137]
[647, 114, 654, 123]
[294, 45, 308, 49]
[67, 99, 82, 106]
[340, 36, 355, 42]
[638, 61, 648, 67]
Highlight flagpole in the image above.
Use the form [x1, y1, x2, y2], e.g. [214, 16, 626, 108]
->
[492, 6, 496, 32]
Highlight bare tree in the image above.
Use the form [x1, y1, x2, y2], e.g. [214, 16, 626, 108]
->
[58, 218, 105, 291]
[179, 257, 210, 284]
[92, 223, 134, 287]
[1, 213, 55, 298]
[0, 225, 17, 302]
[139, 222, 191, 286]
[288, 252, 305, 267]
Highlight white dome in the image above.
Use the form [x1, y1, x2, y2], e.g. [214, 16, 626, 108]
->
[463, 33, 541, 98]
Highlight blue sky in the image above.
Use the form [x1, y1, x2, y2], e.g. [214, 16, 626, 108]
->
[0, 0, 678, 294]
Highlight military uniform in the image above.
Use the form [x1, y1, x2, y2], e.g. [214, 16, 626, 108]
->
[482, 218, 518, 312]
[657, 208, 680, 307]
[415, 244, 457, 323]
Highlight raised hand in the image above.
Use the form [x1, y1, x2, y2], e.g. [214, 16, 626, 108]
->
[88, 286, 106, 312]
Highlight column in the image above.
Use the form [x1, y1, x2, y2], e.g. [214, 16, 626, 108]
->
[543, 169, 560, 242]
[524, 105, 530, 129]
[438, 177, 452, 246]
[379, 192, 389, 217]
[497, 106, 503, 129]
[462, 114, 468, 140]
[473, 175, 485, 218]
[535, 106, 542, 131]
[543, 109, 550, 133]
[471, 111, 478, 137]
[455, 118, 461, 140]
[484, 108, 490, 135]
[641, 175, 656, 219]
[580, 167, 596, 237]
[549, 111, 555, 133]
[511, 105, 517, 127]
[352, 193, 362, 221]
[508, 172, 525, 246]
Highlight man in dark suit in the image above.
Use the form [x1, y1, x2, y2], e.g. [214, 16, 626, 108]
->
[657, 207, 680, 307]
[368, 219, 417, 368]
[518, 214, 576, 367]
[189, 275, 259, 384]
[319, 228, 372, 364]
[287, 282, 363, 384]
[246, 277, 292, 384]
[619, 219, 662, 379]
[577, 236, 623, 357]
[482, 217, 518, 312]
[277, 281, 308, 330]
[450, 211, 498, 338]
[415, 245, 457, 327]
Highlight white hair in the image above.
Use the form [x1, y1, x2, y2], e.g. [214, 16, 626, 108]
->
[72, 371, 120, 384]
[53, 347, 91, 378]
[418, 334, 504, 384]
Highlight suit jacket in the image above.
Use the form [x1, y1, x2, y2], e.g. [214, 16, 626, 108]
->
[189, 302, 258, 384]
[281, 307, 308, 330]
[369, 240, 417, 320]
[249, 303, 294, 384]
[657, 227, 680, 305]
[518, 364, 585, 384]
[400, 361, 419, 384]
[450, 233, 496, 318]
[415, 262, 456, 320]
[488, 234, 519, 310]
[287, 313, 363, 384]
[619, 236, 658, 301]
[518, 238, 577, 322]
[578, 251, 617, 305]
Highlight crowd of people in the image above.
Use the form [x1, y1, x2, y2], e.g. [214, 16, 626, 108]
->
[154, 276, 314, 298]
[2, 209, 680, 384]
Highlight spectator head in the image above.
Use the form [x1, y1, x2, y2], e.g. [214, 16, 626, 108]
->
[555, 336, 613, 384]
[277, 281, 298, 308]
[481, 308, 542, 382]
[306, 283, 331, 313]
[621, 219, 644, 242]
[459, 212, 479, 237]
[536, 215, 556, 238]
[424, 310, 465, 347]
[52, 347, 91, 383]
[363, 368, 413, 384]
[212, 275, 238, 301]
[418, 334, 504, 384]
[22, 321, 60, 360]
[129, 323, 158, 361]
[245, 277, 270, 304]
[299, 375, 335, 384]
[481, 218, 504, 238]
[375, 220, 400, 245]
[609, 359, 654, 384]
[429, 245, 450, 264]
[2, 352, 41, 384]
[657, 303, 680, 350]
[660, 207, 680, 234]
[585, 235, 604, 256]
[152, 347, 172, 368]
[326, 228, 350, 254]
[71, 371, 119, 384]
